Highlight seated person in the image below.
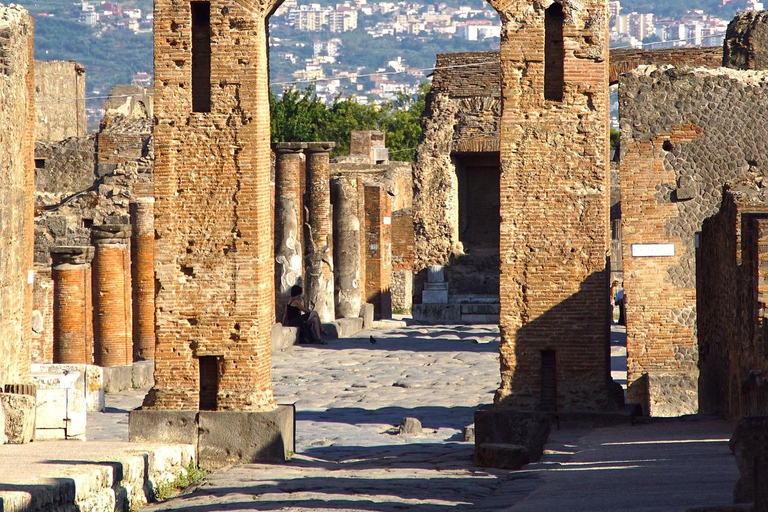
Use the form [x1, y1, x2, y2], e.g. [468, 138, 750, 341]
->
[282, 285, 325, 343]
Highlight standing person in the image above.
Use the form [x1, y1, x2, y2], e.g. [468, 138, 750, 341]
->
[615, 282, 626, 326]
[609, 280, 619, 324]
[282, 285, 327, 344]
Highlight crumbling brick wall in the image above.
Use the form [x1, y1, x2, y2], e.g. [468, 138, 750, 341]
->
[144, 0, 278, 411]
[391, 207, 414, 313]
[0, 5, 35, 384]
[619, 65, 768, 416]
[698, 183, 768, 421]
[35, 60, 86, 143]
[489, 0, 616, 412]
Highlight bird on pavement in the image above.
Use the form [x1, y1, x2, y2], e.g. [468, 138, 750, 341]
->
[369, 336, 377, 344]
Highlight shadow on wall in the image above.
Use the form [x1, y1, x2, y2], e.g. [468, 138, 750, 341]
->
[500, 270, 622, 412]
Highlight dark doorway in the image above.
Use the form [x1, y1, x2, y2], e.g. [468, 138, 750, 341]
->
[449, 153, 500, 298]
[199, 355, 219, 410]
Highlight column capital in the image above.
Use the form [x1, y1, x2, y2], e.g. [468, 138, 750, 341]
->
[50, 246, 94, 266]
[92, 224, 132, 245]
[305, 142, 336, 154]
[272, 142, 307, 154]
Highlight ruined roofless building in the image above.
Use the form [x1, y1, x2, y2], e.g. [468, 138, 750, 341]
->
[129, 0, 293, 467]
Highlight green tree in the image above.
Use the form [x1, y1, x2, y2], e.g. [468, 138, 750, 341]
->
[269, 87, 330, 143]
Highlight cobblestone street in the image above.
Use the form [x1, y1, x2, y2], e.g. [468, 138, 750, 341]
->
[138, 323, 738, 512]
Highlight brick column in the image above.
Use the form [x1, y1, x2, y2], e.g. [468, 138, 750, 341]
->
[92, 224, 132, 367]
[51, 246, 94, 365]
[364, 184, 393, 319]
[305, 142, 336, 322]
[332, 175, 363, 318]
[274, 142, 307, 321]
[131, 197, 155, 361]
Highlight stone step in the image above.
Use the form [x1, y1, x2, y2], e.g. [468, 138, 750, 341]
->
[461, 314, 500, 324]
[460, 304, 500, 315]
[450, 294, 500, 304]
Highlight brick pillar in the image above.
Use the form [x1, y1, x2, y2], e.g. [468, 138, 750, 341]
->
[51, 246, 94, 364]
[332, 176, 363, 318]
[305, 142, 336, 322]
[364, 184, 393, 319]
[274, 142, 307, 321]
[131, 198, 155, 361]
[92, 224, 132, 367]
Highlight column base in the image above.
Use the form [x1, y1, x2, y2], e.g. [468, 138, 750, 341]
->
[129, 405, 295, 470]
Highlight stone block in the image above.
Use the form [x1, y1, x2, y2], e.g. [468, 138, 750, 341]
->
[334, 317, 364, 338]
[412, 303, 462, 324]
[647, 371, 698, 417]
[1, 393, 36, 444]
[399, 417, 422, 434]
[132, 360, 155, 389]
[31, 363, 104, 412]
[198, 406, 295, 469]
[103, 365, 134, 394]
[731, 416, 768, 506]
[129, 409, 199, 447]
[361, 303, 375, 329]
[460, 303, 500, 315]
[270, 323, 299, 352]
[31, 369, 85, 440]
[474, 407, 551, 463]
[463, 424, 475, 442]
[0, 399, 5, 444]
[460, 314, 500, 324]
[476, 443, 530, 469]
[422, 289, 449, 304]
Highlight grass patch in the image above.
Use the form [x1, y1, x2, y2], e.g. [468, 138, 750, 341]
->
[154, 463, 208, 501]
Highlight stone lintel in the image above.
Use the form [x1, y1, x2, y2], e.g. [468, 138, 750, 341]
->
[129, 405, 295, 470]
[272, 141, 308, 153]
[92, 223, 132, 245]
[50, 246, 94, 266]
[305, 141, 336, 154]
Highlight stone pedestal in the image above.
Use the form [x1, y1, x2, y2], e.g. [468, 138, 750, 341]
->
[31, 368, 86, 440]
[129, 405, 295, 470]
[332, 176, 363, 318]
[422, 265, 449, 304]
[305, 142, 336, 323]
[131, 198, 155, 361]
[92, 224, 133, 367]
[1, 392, 36, 444]
[51, 246, 94, 365]
[274, 142, 307, 321]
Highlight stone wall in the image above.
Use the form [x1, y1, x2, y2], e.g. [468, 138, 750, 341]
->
[391, 207, 414, 313]
[724, 11, 768, 71]
[144, 0, 278, 411]
[34, 60, 86, 143]
[0, 5, 35, 384]
[619, 65, 768, 415]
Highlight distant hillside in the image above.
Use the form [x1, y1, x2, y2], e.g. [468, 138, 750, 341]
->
[618, 0, 746, 19]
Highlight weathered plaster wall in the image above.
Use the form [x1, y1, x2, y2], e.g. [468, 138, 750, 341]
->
[0, 5, 35, 384]
[34, 60, 86, 143]
[619, 65, 768, 415]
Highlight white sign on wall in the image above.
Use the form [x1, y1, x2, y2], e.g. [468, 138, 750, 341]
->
[631, 243, 675, 257]
[383, 217, 391, 225]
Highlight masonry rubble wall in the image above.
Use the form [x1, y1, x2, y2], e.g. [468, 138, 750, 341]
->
[34, 60, 86, 143]
[724, 11, 768, 71]
[619, 65, 768, 416]
[0, 5, 36, 385]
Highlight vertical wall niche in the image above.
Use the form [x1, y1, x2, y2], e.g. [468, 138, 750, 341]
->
[540, 350, 557, 411]
[191, 1, 211, 113]
[544, 2, 565, 102]
[199, 355, 219, 410]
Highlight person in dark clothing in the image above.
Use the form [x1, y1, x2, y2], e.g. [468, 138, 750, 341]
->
[282, 285, 325, 343]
